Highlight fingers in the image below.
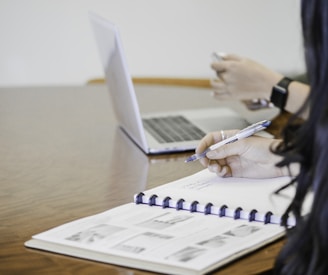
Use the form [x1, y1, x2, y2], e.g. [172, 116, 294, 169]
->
[196, 132, 221, 155]
[222, 53, 242, 61]
[210, 78, 225, 89]
[206, 142, 240, 178]
[216, 165, 232, 177]
[213, 52, 242, 62]
[211, 62, 226, 73]
[196, 130, 239, 168]
[210, 78, 230, 98]
[207, 159, 232, 177]
[196, 130, 239, 154]
[197, 132, 222, 167]
[207, 159, 232, 178]
[210, 53, 240, 97]
[206, 140, 244, 160]
[196, 130, 235, 153]
[197, 129, 242, 178]
[207, 160, 220, 173]
[211, 53, 242, 72]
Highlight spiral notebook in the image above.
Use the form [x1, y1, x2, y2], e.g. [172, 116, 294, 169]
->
[25, 169, 313, 275]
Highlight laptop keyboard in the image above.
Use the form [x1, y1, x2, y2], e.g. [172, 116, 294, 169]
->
[143, 115, 206, 144]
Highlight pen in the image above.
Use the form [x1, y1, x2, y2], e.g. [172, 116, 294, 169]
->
[184, 120, 271, 163]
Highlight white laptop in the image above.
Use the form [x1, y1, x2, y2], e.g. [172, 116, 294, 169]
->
[89, 12, 248, 154]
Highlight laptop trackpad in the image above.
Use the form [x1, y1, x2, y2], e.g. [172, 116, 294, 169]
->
[194, 116, 248, 132]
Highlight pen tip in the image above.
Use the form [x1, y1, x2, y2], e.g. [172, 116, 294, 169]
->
[263, 120, 271, 127]
[184, 155, 196, 163]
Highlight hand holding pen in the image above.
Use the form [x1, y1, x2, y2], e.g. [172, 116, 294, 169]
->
[185, 120, 271, 163]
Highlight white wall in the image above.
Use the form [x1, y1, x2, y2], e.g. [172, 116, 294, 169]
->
[0, 0, 304, 86]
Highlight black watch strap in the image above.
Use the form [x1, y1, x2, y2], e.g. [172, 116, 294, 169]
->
[270, 77, 292, 110]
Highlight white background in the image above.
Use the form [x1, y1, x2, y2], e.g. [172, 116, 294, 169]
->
[0, 0, 304, 86]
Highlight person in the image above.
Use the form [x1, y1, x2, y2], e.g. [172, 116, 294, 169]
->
[196, 0, 328, 273]
[210, 53, 310, 119]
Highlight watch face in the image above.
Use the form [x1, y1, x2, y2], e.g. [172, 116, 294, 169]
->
[274, 85, 287, 95]
[271, 77, 292, 110]
[271, 85, 288, 110]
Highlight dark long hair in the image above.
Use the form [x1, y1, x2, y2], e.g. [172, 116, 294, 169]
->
[274, 0, 328, 274]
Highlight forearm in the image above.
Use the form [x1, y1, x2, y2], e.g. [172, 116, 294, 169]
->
[285, 81, 310, 119]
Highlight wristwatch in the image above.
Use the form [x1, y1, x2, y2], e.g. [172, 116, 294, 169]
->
[270, 77, 293, 110]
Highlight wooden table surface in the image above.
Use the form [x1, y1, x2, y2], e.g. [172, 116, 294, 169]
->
[0, 84, 286, 274]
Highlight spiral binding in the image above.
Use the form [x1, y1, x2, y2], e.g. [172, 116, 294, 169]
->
[149, 194, 158, 206]
[135, 192, 144, 204]
[162, 196, 171, 208]
[234, 207, 243, 220]
[190, 201, 199, 212]
[134, 192, 283, 225]
[204, 203, 213, 215]
[219, 205, 228, 217]
[176, 198, 185, 210]
[249, 209, 258, 222]
[264, 211, 273, 224]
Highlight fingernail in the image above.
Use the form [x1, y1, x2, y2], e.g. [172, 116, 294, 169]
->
[208, 163, 219, 173]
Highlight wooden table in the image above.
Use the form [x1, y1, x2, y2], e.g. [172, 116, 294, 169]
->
[0, 83, 285, 274]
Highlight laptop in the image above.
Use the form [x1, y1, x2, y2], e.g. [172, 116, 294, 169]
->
[89, 12, 248, 154]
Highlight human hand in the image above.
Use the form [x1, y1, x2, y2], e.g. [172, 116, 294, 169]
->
[210, 53, 283, 99]
[196, 129, 286, 178]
